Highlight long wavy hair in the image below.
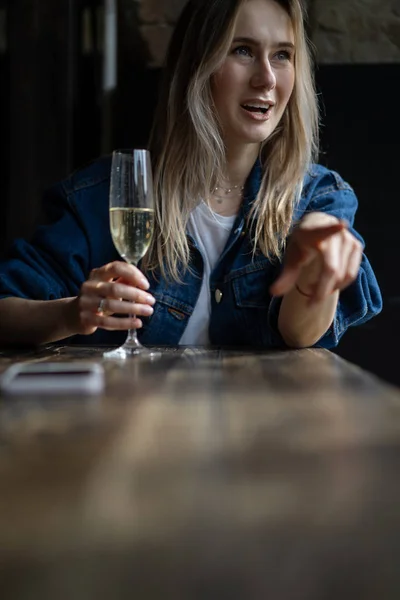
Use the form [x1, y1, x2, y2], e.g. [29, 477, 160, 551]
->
[144, 0, 319, 281]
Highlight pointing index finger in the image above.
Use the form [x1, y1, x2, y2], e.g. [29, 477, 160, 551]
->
[295, 220, 347, 247]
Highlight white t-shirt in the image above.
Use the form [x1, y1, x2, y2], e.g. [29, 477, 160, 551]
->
[179, 201, 237, 345]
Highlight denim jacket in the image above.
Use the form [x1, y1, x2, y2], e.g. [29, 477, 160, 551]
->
[0, 156, 382, 348]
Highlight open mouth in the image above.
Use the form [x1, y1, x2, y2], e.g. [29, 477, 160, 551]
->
[241, 104, 272, 115]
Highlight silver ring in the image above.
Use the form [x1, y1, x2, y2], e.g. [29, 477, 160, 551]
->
[97, 298, 106, 314]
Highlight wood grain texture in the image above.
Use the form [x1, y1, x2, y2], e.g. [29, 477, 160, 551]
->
[1, 345, 400, 599]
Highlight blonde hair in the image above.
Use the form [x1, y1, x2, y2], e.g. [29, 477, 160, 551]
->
[145, 0, 319, 281]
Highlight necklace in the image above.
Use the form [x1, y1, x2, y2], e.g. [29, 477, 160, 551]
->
[212, 183, 245, 204]
[213, 193, 243, 204]
[213, 184, 245, 194]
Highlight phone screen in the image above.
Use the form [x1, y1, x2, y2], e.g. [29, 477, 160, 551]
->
[0, 362, 105, 395]
[15, 370, 95, 378]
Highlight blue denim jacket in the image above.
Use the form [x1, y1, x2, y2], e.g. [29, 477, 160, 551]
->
[0, 156, 382, 348]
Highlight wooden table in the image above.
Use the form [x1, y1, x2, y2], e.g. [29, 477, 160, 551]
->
[1, 345, 400, 599]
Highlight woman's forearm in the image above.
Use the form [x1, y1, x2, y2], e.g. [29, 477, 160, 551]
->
[0, 297, 80, 346]
[278, 285, 339, 348]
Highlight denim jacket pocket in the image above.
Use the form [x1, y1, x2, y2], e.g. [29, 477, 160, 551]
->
[139, 292, 193, 345]
[230, 261, 275, 346]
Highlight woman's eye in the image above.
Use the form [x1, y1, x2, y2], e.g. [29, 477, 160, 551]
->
[275, 50, 292, 61]
[233, 45, 253, 58]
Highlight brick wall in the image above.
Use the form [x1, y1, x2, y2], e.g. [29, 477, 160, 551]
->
[309, 0, 400, 63]
[132, 0, 400, 66]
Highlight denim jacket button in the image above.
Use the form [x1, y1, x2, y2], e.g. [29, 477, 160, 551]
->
[215, 289, 223, 303]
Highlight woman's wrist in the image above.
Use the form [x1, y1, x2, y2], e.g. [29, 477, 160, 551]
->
[63, 297, 82, 335]
[295, 283, 313, 298]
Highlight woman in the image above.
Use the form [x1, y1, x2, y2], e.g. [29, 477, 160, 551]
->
[0, 0, 382, 348]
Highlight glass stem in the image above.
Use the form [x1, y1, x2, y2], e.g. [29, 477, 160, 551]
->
[124, 260, 142, 349]
[125, 319, 140, 347]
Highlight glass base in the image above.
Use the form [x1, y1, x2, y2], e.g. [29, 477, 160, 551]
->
[103, 343, 160, 360]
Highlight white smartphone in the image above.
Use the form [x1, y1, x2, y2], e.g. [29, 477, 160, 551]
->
[0, 362, 105, 395]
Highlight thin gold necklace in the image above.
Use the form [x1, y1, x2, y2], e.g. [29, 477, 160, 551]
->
[213, 184, 245, 194]
[212, 190, 244, 205]
[212, 183, 245, 204]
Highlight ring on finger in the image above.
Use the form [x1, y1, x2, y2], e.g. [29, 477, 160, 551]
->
[97, 298, 107, 315]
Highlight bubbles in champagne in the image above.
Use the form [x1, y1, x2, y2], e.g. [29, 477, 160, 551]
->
[110, 208, 155, 265]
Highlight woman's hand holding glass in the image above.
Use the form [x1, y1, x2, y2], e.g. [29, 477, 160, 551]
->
[69, 149, 158, 358]
[75, 261, 155, 336]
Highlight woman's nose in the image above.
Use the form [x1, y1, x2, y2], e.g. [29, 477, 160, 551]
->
[251, 60, 276, 90]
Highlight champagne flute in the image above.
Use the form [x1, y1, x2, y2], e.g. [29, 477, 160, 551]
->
[103, 149, 157, 359]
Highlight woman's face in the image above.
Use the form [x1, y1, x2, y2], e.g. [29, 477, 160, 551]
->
[211, 0, 295, 153]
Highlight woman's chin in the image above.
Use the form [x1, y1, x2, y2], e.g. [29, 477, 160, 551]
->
[222, 124, 277, 151]
[236, 123, 277, 145]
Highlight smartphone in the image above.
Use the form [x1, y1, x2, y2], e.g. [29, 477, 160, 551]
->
[0, 362, 105, 395]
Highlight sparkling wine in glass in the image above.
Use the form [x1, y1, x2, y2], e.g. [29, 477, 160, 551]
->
[104, 149, 157, 359]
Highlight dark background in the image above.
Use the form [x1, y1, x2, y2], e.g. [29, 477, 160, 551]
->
[0, 1, 399, 385]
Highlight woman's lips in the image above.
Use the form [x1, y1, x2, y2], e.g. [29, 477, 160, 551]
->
[240, 105, 272, 121]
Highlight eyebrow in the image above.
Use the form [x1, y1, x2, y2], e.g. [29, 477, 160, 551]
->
[232, 36, 295, 50]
